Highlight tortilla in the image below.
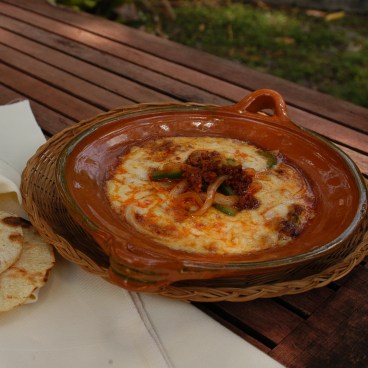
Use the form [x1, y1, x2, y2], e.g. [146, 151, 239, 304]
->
[0, 219, 55, 313]
[0, 211, 23, 274]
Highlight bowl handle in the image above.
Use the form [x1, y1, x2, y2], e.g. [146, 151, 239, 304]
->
[224, 89, 295, 128]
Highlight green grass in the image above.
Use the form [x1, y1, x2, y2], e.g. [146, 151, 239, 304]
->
[54, 1, 368, 108]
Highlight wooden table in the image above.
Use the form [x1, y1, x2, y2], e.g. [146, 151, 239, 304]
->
[1, 1, 367, 366]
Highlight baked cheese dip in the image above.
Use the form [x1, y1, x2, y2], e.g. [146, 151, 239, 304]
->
[106, 137, 315, 255]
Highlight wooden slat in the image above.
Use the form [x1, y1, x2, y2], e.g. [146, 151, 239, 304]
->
[269, 267, 368, 367]
[0, 44, 133, 110]
[209, 299, 303, 345]
[194, 302, 272, 354]
[0, 27, 173, 104]
[0, 14, 187, 101]
[0, 84, 75, 135]
[0, 63, 101, 121]
[0, 4, 232, 106]
[277, 287, 335, 318]
[5, 0, 368, 133]
[0, 14, 223, 105]
[283, 106, 368, 154]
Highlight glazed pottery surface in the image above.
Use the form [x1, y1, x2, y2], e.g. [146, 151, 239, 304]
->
[56, 89, 368, 291]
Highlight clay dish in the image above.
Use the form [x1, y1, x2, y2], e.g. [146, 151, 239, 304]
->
[56, 89, 368, 292]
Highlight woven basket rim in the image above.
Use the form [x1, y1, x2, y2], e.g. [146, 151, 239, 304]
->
[21, 102, 368, 302]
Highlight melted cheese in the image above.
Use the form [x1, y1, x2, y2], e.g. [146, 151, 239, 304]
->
[106, 137, 315, 255]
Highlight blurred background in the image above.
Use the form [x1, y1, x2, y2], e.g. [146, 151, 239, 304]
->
[50, 0, 368, 108]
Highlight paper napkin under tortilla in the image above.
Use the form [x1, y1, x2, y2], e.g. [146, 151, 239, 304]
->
[0, 100, 283, 368]
[0, 100, 45, 218]
[0, 160, 26, 218]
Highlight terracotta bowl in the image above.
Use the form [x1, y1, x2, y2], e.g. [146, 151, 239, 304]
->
[56, 89, 368, 292]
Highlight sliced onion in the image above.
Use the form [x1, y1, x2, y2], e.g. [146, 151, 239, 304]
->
[244, 167, 257, 177]
[199, 192, 238, 207]
[193, 175, 228, 216]
[125, 205, 153, 237]
[169, 179, 188, 197]
[214, 193, 238, 206]
[174, 192, 204, 211]
[248, 181, 263, 195]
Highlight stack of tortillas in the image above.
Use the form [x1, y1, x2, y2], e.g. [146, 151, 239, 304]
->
[0, 101, 55, 313]
[0, 211, 55, 312]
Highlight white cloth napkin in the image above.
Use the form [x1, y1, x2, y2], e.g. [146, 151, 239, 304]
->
[0, 100, 283, 368]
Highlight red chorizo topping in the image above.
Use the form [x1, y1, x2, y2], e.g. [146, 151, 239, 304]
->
[182, 150, 253, 196]
[181, 164, 202, 192]
[185, 150, 221, 169]
[222, 165, 252, 196]
[151, 149, 261, 216]
[236, 193, 260, 211]
[279, 204, 305, 237]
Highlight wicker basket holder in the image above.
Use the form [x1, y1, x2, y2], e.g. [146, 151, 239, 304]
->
[21, 103, 368, 302]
